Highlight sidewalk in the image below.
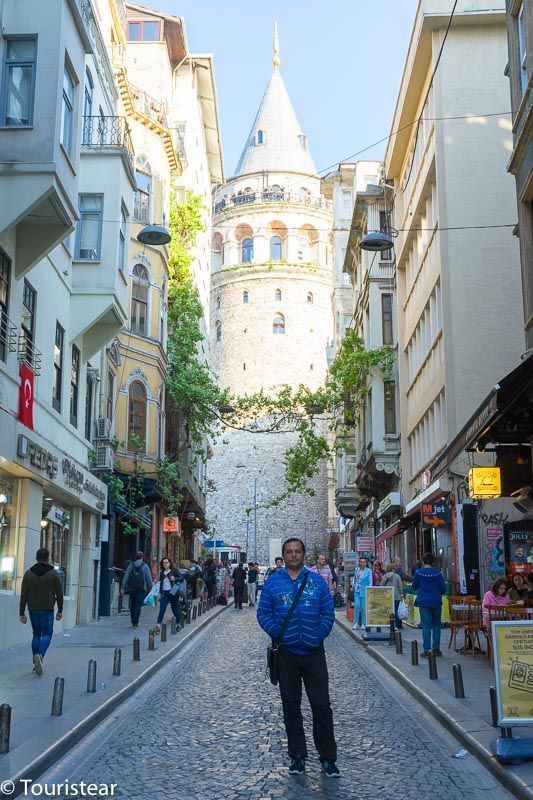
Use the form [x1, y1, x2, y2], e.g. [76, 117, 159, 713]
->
[0, 598, 228, 790]
[335, 612, 533, 800]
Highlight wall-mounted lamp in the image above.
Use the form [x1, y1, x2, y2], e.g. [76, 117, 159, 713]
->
[0, 493, 7, 504]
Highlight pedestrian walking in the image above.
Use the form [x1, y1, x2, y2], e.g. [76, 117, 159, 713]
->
[265, 557, 283, 582]
[352, 556, 373, 630]
[19, 547, 63, 676]
[203, 558, 217, 601]
[372, 560, 385, 586]
[232, 563, 247, 609]
[257, 537, 339, 778]
[154, 557, 181, 634]
[380, 564, 404, 628]
[393, 556, 411, 582]
[411, 552, 446, 657]
[247, 561, 259, 606]
[310, 554, 333, 591]
[121, 551, 153, 629]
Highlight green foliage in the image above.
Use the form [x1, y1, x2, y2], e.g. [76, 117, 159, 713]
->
[103, 472, 126, 505]
[157, 458, 183, 517]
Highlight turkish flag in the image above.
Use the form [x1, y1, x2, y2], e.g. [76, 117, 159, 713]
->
[19, 363, 34, 430]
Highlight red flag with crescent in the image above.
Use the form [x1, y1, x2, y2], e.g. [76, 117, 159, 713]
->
[19, 363, 34, 429]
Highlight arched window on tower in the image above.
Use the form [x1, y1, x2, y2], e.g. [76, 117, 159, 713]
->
[270, 236, 282, 260]
[275, 288, 282, 301]
[243, 290, 249, 303]
[307, 291, 314, 304]
[131, 264, 150, 335]
[241, 238, 253, 263]
[128, 381, 147, 448]
[256, 130, 265, 145]
[215, 321, 222, 342]
[298, 237, 309, 262]
[216, 295, 221, 310]
[273, 314, 285, 335]
[211, 232, 224, 270]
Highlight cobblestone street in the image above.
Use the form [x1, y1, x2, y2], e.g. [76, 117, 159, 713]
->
[42, 609, 511, 800]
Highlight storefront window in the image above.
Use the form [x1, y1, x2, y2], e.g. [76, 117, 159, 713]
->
[0, 474, 17, 591]
[40, 500, 70, 594]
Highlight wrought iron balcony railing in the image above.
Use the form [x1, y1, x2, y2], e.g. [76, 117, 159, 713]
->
[82, 116, 134, 168]
[213, 191, 332, 215]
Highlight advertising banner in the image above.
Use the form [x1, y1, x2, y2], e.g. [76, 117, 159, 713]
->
[493, 621, 533, 725]
[364, 585, 394, 627]
[503, 521, 533, 583]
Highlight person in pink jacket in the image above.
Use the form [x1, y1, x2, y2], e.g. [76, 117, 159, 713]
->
[482, 578, 510, 628]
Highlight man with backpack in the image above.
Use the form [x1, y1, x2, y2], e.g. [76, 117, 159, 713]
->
[121, 551, 153, 629]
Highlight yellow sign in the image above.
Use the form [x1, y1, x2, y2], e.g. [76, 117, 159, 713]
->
[469, 466, 501, 499]
[493, 621, 533, 724]
[364, 586, 394, 627]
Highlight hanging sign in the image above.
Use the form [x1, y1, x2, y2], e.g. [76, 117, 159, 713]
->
[492, 621, 533, 725]
[422, 502, 450, 528]
[163, 516, 180, 535]
[469, 467, 501, 499]
[357, 536, 374, 552]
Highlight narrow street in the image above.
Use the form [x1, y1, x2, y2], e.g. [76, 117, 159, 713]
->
[41, 610, 512, 800]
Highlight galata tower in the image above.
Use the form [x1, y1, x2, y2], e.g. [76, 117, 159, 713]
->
[208, 30, 334, 564]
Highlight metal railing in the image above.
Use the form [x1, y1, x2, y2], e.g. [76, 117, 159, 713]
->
[129, 83, 169, 128]
[17, 334, 42, 376]
[213, 191, 332, 215]
[0, 312, 17, 361]
[82, 116, 134, 168]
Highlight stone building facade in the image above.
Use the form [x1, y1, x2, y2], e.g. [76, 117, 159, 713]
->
[207, 47, 334, 564]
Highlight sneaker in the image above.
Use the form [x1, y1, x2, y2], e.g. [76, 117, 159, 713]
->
[432, 648, 443, 657]
[322, 760, 340, 778]
[33, 653, 43, 676]
[352, 623, 360, 630]
[420, 651, 431, 658]
[288, 757, 306, 775]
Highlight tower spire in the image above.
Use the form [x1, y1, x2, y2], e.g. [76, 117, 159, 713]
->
[273, 20, 280, 69]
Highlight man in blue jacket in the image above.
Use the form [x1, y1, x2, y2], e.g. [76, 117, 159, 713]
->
[257, 537, 339, 778]
[411, 552, 446, 657]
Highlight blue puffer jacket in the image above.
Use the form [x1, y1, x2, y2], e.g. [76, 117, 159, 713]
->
[257, 567, 335, 655]
[411, 567, 446, 608]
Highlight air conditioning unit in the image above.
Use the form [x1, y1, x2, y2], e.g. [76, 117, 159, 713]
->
[94, 417, 112, 440]
[93, 445, 114, 471]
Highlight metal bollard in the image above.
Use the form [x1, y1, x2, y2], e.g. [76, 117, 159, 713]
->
[453, 663, 465, 698]
[411, 639, 419, 665]
[171, 618, 177, 635]
[161, 623, 167, 642]
[0, 704, 11, 754]
[186, 605, 191, 624]
[87, 660, 97, 693]
[113, 648, 122, 676]
[192, 605, 197, 621]
[148, 630, 155, 651]
[428, 650, 438, 680]
[133, 637, 140, 661]
[395, 631, 403, 655]
[197, 602, 202, 617]
[389, 614, 396, 645]
[490, 686, 499, 728]
[51, 677, 64, 716]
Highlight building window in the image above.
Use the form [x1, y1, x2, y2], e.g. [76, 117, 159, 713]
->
[273, 314, 285, 335]
[76, 195, 103, 260]
[275, 288, 282, 301]
[118, 204, 127, 270]
[241, 238, 253, 263]
[381, 294, 393, 344]
[1, 39, 37, 126]
[307, 291, 313, 304]
[21, 279, 36, 368]
[53, 323, 64, 412]
[518, 3, 528, 94]
[257, 129, 265, 145]
[70, 345, 80, 426]
[131, 264, 149, 335]
[127, 19, 161, 41]
[0, 473, 18, 590]
[298, 237, 309, 261]
[128, 381, 147, 445]
[60, 65, 75, 157]
[216, 295, 221, 310]
[0, 250, 10, 363]
[379, 211, 393, 261]
[106, 369, 115, 423]
[215, 321, 222, 342]
[83, 67, 93, 143]
[384, 381, 396, 434]
[342, 190, 352, 219]
[243, 290, 249, 303]
[134, 158, 151, 223]
[40, 501, 70, 595]
[298, 133, 308, 150]
[270, 236, 282, 260]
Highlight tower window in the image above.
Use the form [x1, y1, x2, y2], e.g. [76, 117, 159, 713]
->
[298, 133, 308, 150]
[275, 288, 282, 301]
[270, 236, 282, 260]
[273, 314, 285, 335]
[256, 130, 265, 145]
[241, 238, 253, 263]
[307, 292, 313, 304]
[215, 321, 222, 342]
[243, 290, 249, 303]
[216, 295, 221, 310]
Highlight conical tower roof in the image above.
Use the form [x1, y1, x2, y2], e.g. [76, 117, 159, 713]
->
[234, 67, 316, 177]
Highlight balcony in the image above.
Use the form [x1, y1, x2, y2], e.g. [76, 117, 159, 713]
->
[129, 83, 169, 129]
[17, 334, 42, 376]
[82, 116, 134, 178]
[334, 486, 369, 519]
[213, 191, 332, 215]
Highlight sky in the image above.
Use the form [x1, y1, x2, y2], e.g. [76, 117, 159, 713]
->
[140, 0, 420, 178]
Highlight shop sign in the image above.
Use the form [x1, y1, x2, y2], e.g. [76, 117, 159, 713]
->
[468, 466, 501, 499]
[343, 552, 359, 562]
[377, 492, 401, 519]
[357, 536, 374, 551]
[422, 502, 450, 528]
[492, 621, 533, 725]
[17, 434, 58, 479]
[364, 586, 394, 627]
[61, 459, 106, 511]
[163, 516, 181, 535]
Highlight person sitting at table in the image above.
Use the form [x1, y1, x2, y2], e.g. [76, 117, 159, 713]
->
[509, 573, 529, 605]
[482, 578, 510, 628]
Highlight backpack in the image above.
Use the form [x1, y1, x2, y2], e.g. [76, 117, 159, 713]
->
[129, 564, 145, 590]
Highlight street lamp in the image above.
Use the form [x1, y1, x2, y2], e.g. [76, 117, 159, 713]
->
[358, 230, 394, 252]
[137, 224, 171, 246]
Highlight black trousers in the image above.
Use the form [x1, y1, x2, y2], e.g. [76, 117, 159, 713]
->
[234, 586, 244, 608]
[278, 645, 337, 761]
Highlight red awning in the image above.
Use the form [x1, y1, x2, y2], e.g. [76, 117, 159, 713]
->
[376, 521, 400, 545]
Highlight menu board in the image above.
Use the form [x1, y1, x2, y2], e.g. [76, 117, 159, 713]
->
[365, 586, 394, 627]
[493, 621, 533, 725]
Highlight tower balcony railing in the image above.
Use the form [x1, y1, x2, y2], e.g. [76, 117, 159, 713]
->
[82, 116, 134, 169]
[213, 191, 332, 214]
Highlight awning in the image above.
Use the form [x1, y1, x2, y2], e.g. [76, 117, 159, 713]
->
[430, 354, 533, 479]
[376, 521, 400, 545]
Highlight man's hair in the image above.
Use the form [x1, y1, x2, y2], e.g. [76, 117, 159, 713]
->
[248, 562, 254, 567]
[422, 552, 435, 565]
[393, 556, 401, 563]
[36, 548, 49, 562]
[281, 537, 306, 555]
[135, 551, 144, 560]
[385, 563, 394, 573]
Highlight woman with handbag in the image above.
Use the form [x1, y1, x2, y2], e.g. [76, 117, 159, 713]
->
[154, 557, 181, 634]
[380, 563, 405, 629]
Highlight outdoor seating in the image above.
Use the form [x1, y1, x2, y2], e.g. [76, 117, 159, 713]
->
[447, 595, 476, 651]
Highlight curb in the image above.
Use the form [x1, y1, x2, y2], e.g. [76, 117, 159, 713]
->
[8, 604, 229, 796]
[335, 618, 533, 800]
